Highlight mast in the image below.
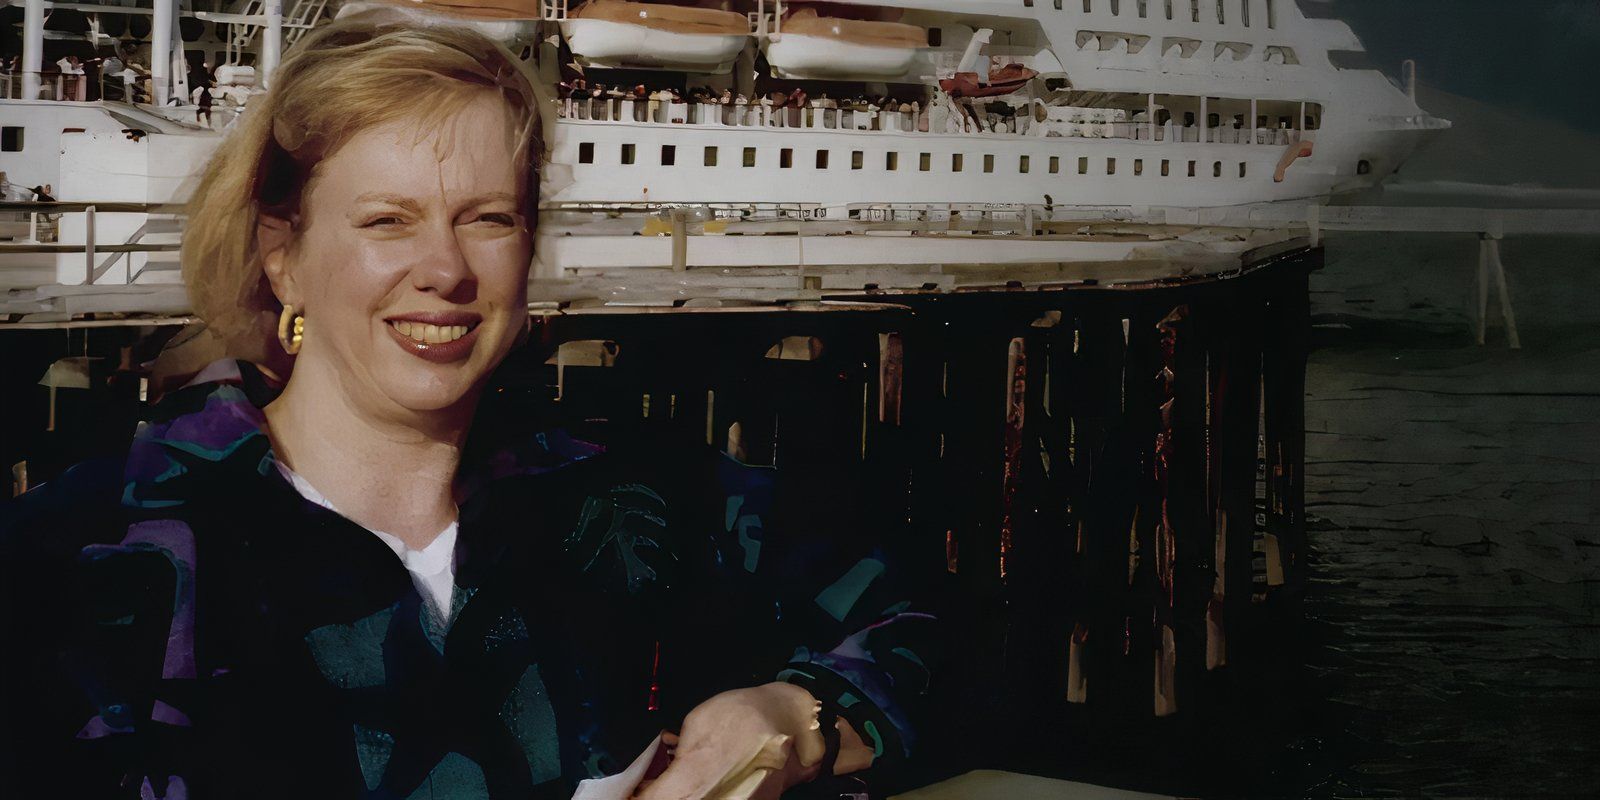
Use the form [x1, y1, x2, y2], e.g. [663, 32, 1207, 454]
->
[263, 0, 284, 88]
[21, 0, 43, 100]
[152, 0, 173, 105]
[956, 28, 992, 74]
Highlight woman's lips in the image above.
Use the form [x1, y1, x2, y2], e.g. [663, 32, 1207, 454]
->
[384, 318, 481, 364]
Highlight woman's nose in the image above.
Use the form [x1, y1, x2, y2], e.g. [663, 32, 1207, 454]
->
[409, 224, 475, 301]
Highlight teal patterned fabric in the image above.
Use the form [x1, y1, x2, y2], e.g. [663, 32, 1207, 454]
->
[0, 360, 937, 799]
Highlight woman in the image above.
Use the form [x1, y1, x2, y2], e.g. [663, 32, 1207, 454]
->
[0, 11, 934, 799]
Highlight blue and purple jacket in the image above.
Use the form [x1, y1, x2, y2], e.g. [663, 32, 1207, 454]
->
[0, 360, 937, 799]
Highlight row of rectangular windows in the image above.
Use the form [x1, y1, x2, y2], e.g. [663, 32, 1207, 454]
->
[1024, 0, 1276, 28]
[578, 143, 1252, 178]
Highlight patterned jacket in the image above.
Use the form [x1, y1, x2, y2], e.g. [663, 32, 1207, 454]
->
[0, 361, 937, 799]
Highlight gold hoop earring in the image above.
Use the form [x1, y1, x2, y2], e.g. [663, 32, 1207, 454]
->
[277, 304, 304, 355]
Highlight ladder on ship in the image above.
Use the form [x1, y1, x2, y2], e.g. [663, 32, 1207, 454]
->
[748, 0, 785, 38]
[225, 0, 330, 66]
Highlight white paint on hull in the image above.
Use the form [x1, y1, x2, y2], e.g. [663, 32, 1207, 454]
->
[547, 119, 1386, 208]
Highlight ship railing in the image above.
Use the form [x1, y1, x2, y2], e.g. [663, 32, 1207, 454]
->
[557, 95, 933, 133]
[0, 70, 152, 103]
[1132, 123, 1301, 145]
[0, 71, 79, 101]
[0, 202, 59, 245]
[555, 97, 1304, 147]
[0, 202, 186, 286]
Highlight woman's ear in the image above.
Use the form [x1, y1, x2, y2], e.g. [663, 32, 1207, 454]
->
[258, 213, 299, 306]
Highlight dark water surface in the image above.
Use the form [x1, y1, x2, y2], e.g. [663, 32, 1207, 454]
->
[1299, 233, 1600, 797]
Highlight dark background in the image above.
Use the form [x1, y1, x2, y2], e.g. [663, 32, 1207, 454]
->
[1309, 0, 1596, 129]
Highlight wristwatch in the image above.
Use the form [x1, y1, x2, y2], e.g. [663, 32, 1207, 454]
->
[816, 696, 843, 780]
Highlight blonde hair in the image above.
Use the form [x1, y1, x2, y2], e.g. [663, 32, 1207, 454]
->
[182, 10, 544, 355]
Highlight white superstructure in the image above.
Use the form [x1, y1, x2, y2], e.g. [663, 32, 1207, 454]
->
[1, 0, 1451, 317]
[547, 0, 1447, 211]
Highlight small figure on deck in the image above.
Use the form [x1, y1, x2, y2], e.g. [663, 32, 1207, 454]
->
[194, 82, 215, 127]
[55, 55, 86, 101]
[118, 61, 146, 103]
[100, 53, 125, 100]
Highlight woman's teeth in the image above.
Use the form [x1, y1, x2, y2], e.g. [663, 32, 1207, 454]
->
[391, 321, 470, 344]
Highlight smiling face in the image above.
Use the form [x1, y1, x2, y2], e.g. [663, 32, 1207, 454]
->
[264, 92, 531, 419]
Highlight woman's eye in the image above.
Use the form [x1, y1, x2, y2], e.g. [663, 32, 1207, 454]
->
[475, 213, 518, 227]
[362, 216, 404, 228]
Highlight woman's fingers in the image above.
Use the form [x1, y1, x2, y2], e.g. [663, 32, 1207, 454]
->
[635, 733, 792, 800]
[709, 762, 787, 800]
[631, 683, 827, 799]
[700, 734, 792, 798]
[633, 736, 760, 799]
[789, 699, 827, 771]
[630, 749, 717, 800]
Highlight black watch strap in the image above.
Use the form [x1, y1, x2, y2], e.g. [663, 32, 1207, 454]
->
[817, 697, 843, 779]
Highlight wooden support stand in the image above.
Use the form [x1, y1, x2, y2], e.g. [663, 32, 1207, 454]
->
[512, 246, 1320, 788]
[1475, 234, 1521, 349]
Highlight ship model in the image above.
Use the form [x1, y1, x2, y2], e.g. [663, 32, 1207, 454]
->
[0, 0, 1448, 316]
[0, 1, 1444, 767]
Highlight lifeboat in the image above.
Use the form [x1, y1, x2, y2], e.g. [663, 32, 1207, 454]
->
[938, 63, 1038, 98]
[339, 0, 544, 40]
[560, 0, 750, 72]
[763, 8, 926, 80]
[368, 0, 543, 19]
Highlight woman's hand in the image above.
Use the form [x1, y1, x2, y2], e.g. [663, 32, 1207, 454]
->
[631, 682, 824, 800]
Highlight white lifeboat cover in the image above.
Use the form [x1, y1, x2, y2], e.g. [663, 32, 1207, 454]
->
[569, 0, 748, 35]
[779, 8, 926, 49]
[765, 8, 925, 79]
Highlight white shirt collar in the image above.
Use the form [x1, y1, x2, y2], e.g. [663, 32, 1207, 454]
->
[272, 458, 459, 612]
